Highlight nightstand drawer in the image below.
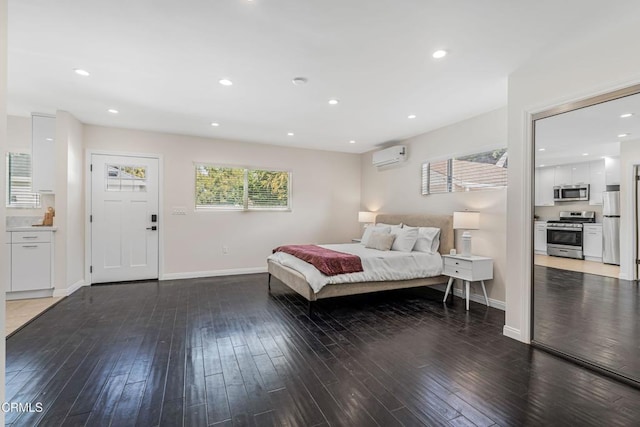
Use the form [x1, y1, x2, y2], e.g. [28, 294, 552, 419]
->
[443, 264, 473, 280]
[444, 257, 473, 270]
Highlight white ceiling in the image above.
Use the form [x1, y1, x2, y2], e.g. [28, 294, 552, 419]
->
[535, 92, 640, 167]
[7, 0, 640, 153]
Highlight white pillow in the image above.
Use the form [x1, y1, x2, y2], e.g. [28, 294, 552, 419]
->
[390, 227, 419, 252]
[365, 232, 396, 251]
[376, 222, 402, 233]
[361, 225, 391, 246]
[413, 227, 441, 253]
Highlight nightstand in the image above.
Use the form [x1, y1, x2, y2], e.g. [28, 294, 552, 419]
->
[442, 254, 493, 310]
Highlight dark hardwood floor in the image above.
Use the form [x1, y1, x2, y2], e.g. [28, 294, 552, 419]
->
[6, 273, 640, 426]
[534, 264, 640, 382]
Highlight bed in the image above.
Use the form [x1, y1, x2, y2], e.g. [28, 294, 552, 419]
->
[267, 214, 453, 313]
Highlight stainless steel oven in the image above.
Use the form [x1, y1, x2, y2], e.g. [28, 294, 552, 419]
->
[546, 211, 595, 259]
[547, 223, 584, 259]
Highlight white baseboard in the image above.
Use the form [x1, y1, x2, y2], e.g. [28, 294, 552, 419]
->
[503, 325, 523, 341]
[6, 289, 53, 300]
[53, 279, 86, 297]
[432, 283, 505, 311]
[161, 267, 268, 281]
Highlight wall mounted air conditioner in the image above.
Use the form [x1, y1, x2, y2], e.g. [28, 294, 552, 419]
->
[372, 145, 407, 167]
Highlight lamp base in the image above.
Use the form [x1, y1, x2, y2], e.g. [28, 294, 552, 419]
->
[461, 231, 472, 257]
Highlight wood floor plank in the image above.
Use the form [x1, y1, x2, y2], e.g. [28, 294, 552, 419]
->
[5, 275, 640, 427]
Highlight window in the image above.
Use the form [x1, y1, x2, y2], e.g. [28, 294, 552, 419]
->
[195, 164, 291, 210]
[6, 153, 41, 208]
[422, 148, 508, 195]
[105, 164, 147, 192]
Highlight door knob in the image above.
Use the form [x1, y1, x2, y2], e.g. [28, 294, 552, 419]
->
[146, 226, 157, 231]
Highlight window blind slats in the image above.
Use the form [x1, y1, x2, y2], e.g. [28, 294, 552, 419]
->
[422, 149, 507, 195]
[6, 153, 40, 208]
[196, 165, 290, 210]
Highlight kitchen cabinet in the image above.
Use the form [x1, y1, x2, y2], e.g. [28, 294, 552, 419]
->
[536, 167, 555, 206]
[589, 159, 605, 205]
[571, 163, 590, 184]
[9, 230, 54, 294]
[605, 157, 620, 185]
[554, 165, 573, 186]
[31, 114, 56, 193]
[583, 224, 603, 261]
[534, 222, 547, 254]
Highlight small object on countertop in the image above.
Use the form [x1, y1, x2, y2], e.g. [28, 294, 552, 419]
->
[43, 207, 55, 226]
[450, 249, 456, 255]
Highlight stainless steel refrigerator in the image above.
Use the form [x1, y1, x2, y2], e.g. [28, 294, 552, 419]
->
[602, 188, 620, 265]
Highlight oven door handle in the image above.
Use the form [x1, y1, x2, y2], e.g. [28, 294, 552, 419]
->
[547, 226, 582, 231]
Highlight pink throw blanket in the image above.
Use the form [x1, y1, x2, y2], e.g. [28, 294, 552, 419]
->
[273, 245, 363, 276]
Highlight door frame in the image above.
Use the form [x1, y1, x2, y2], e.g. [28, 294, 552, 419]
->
[85, 149, 165, 285]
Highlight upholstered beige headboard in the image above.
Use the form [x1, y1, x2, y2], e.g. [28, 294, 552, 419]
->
[374, 214, 454, 255]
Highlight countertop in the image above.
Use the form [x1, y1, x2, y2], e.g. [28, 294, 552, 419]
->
[6, 226, 58, 232]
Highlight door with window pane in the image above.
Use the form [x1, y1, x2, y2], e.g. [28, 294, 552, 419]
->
[91, 154, 159, 283]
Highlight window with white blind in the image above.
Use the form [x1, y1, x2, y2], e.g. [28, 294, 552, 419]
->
[6, 152, 41, 208]
[195, 164, 291, 210]
[422, 148, 508, 195]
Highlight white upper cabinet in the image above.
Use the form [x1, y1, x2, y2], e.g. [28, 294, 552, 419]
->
[31, 114, 56, 193]
[536, 167, 556, 206]
[571, 163, 590, 184]
[554, 165, 572, 186]
[589, 159, 605, 205]
[605, 157, 620, 185]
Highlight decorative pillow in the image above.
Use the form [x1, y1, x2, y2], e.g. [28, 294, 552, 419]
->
[361, 225, 391, 246]
[376, 222, 403, 233]
[365, 232, 396, 251]
[390, 227, 419, 252]
[413, 227, 441, 253]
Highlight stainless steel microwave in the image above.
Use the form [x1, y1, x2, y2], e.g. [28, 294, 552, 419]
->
[553, 184, 590, 202]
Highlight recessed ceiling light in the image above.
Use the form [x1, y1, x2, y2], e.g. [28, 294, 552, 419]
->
[408, 114, 417, 119]
[618, 133, 629, 138]
[349, 140, 356, 144]
[287, 132, 294, 136]
[620, 113, 634, 118]
[219, 79, 233, 86]
[538, 148, 546, 151]
[582, 153, 589, 156]
[539, 164, 545, 167]
[292, 77, 308, 85]
[328, 99, 339, 105]
[73, 68, 90, 76]
[45, 138, 53, 142]
[107, 109, 119, 114]
[210, 122, 220, 127]
[432, 50, 448, 59]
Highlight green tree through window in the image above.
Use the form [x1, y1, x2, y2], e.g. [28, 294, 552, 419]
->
[196, 165, 290, 210]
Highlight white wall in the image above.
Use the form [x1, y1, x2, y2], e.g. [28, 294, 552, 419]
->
[361, 108, 507, 304]
[60, 112, 84, 292]
[506, 19, 640, 342]
[0, 0, 8, 419]
[84, 125, 361, 278]
[619, 138, 640, 281]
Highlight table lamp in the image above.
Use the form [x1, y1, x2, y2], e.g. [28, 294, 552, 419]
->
[358, 211, 376, 230]
[453, 211, 480, 257]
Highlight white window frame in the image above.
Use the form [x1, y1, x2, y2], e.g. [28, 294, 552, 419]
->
[195, 163, 292, 211]
[6, 152, 41, 209]
[422, 147, 508, 195]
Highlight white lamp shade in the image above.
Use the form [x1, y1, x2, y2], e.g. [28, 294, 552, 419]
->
[358, 211, 376, 223]
[453, 211, 480, 230]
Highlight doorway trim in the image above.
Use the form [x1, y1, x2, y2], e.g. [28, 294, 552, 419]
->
[529, 83, 640, 339]
[84, 149, 165, 285]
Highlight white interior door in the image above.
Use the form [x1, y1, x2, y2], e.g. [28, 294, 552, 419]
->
[91, 154, 159, 283]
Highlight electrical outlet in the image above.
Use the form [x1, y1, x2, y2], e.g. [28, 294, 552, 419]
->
[222, 245, 229, 255]
[172, 207, 187, 215]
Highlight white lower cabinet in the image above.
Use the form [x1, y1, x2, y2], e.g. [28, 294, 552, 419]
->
[9, 230, 54, 293]
[583, 224, 603, 261]
[534, 222, 547, 254]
